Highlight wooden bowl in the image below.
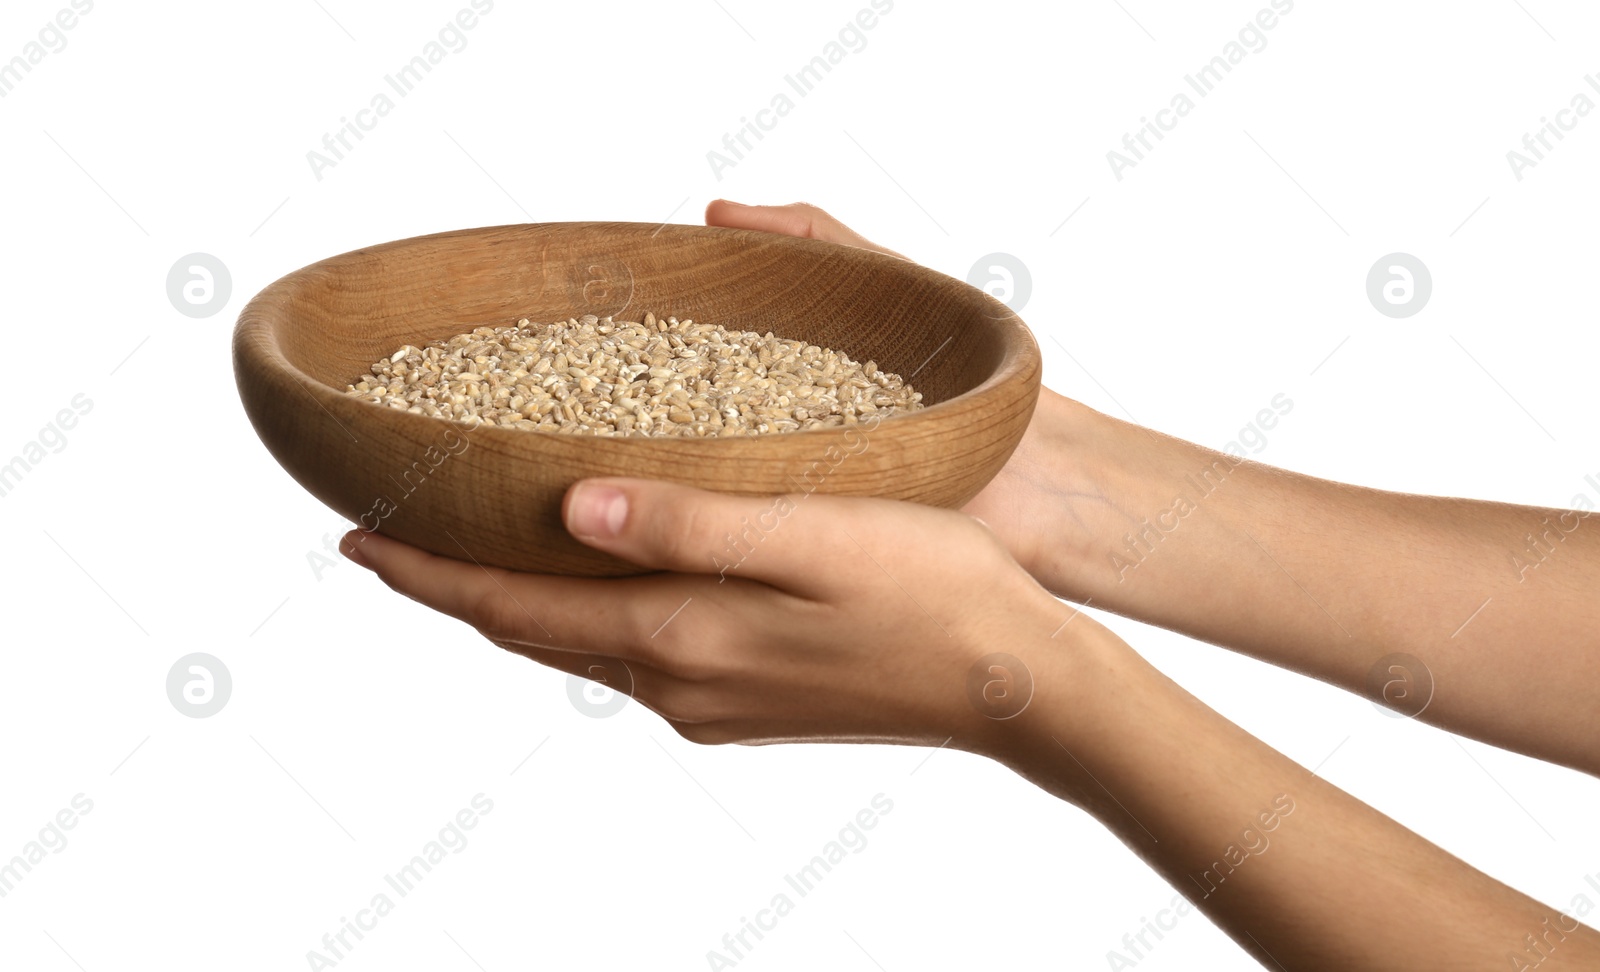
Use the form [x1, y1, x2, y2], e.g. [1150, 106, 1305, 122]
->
[233, 222, 1041, 576]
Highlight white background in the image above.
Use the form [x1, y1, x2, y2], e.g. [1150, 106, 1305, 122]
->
[2, 1, 1597, 969]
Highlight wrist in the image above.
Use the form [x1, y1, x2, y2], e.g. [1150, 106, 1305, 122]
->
[1023, 391, 1282, 606]
[1009, 390, 1150, 596]
[971, 613, 1161, 804]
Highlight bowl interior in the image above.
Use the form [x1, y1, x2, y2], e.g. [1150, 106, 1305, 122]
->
[273, 222, 1007, 410]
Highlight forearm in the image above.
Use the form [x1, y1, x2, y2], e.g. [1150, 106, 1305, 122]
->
[1010, 389, 1600, 773]
[1000, 632, 1600, 970]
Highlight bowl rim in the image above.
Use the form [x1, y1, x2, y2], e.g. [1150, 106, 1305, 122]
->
[234, 221, 1041, 447]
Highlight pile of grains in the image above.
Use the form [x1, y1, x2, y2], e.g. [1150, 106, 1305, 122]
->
[343, 312, 924, 437]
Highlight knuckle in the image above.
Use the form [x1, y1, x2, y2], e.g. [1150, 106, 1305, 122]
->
[485, 636, 523, 656]
[664, 647, 722, 684]
[368, 563, 413, 598]
[622, 602, 673, 661]
[577, 657, 636, 698]
[671, 720, 735, 746]
[636, 627, 722, 684]
[649, 503, 719, 564]
[789, 201, 828, 236]
[467, 584, 530, 642]
[652, 621, 728, 682]
[651, 683, 718, 724]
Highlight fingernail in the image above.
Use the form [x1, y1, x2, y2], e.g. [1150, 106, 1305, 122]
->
[568, 484, 628, 539]
[340, 530, 372, 569]
[715, 198, 749, 208]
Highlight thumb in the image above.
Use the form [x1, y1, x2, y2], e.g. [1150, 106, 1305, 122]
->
[563, 477, 835, 594]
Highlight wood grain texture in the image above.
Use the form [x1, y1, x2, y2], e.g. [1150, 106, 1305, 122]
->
[232, 222, 1042, 576]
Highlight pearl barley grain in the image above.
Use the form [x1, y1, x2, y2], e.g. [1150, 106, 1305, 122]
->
[344, 314, 924, 437]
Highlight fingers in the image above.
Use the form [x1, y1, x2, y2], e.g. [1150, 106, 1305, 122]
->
[514, 640, 822, 736]
[340, 520, 827, 678]
[704, 199, 907, 260]
[339, 528, 687, 659]
[338, 483, 1046, 754]
[562, 477, 852, 597]
[495, 640, 663, 714]
[496, 640, 638, 691]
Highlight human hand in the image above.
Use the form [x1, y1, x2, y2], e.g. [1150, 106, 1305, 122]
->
[697, 204, 1600, 972]
[339, 476, 1090, 755]
[704, 199, 1094, 587]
